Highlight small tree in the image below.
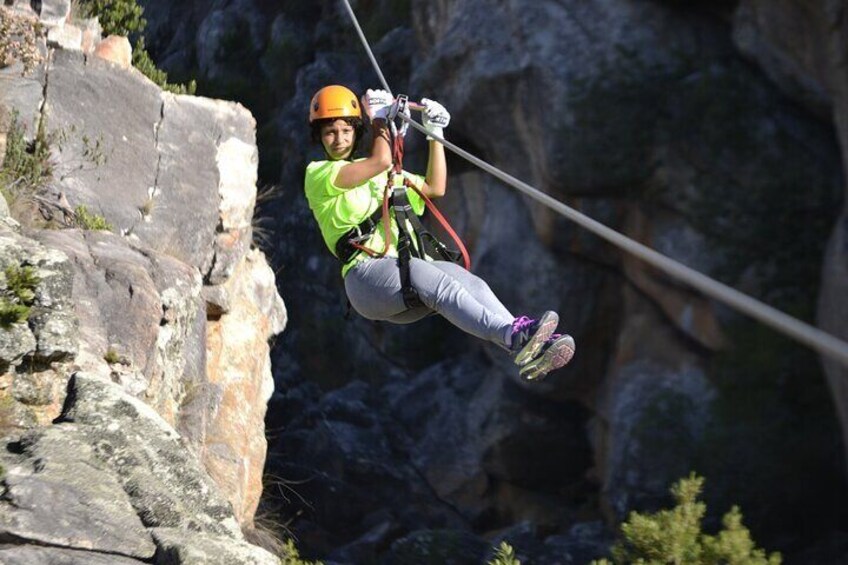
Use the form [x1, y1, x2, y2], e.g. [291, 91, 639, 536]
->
[593, 473, 781, 565]
[488, 541, 521, 565]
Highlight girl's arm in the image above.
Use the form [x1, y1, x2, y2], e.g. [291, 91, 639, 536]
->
[335, 119, 391, 188]
[418, 98, 450, 198]
[335, 90, 394, 189]
[421, 139, 447, 198]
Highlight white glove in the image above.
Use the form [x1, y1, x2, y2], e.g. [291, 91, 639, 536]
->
[363, 88, 393, 122]
[421, 98, 450, 140]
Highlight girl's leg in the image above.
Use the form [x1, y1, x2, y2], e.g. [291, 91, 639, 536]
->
[344, 257, 428, 322]
[428, 261, 514, 321]
[345, 257, 513, 345]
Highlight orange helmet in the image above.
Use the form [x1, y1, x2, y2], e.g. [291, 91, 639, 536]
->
[309, 85, 361, 123]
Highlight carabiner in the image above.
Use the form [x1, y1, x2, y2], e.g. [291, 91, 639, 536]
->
[389, 94, 410, 138]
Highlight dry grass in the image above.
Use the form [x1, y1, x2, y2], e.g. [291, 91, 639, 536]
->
[252, 183, 283, 253]
[0, 6, 44, 76]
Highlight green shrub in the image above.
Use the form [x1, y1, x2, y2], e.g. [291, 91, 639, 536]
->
[280, 539, 322, 565]
[73, 204, 112, 231]
[77, 0, 196, 94]
[132, 38, 196, 94]
[0, 265, 40, 328]
[77, 0, 145, 36]
[1, 112, 53, 205]
[103, 348, 120, 364]
[488, 542, 521, 565]
[592, 474, 781, 565]
[0, 300, 30, 327]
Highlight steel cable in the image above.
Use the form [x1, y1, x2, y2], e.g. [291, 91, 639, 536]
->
[339, 0, 848, 368]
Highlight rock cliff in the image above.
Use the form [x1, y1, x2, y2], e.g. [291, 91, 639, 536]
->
[732, 0, 848, 478]
[1, 1, 286, 562]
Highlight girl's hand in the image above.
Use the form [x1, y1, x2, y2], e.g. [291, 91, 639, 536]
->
[421, 98, 450, 140]
[362, 89, 393, 121]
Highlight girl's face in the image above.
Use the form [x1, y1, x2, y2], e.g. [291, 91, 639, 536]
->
[320, 119, 356, 160]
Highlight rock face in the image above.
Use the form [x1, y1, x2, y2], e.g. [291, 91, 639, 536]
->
[1, 2, 286, 562]
[733, 0, 848, 480]
[139, 0, 846, 562]
[0, 373, 278, 564]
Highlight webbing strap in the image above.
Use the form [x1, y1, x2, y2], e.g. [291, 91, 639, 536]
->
[392, 185, 424, 308]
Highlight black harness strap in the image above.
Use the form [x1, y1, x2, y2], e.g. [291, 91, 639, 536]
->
[335, 205, 383, 264]
[391, 185, 424, 308]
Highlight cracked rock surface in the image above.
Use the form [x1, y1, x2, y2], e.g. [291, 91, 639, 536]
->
[0, 2, 287, 562]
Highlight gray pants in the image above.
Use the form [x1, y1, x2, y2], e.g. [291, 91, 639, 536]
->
[344, 257, 514, 346]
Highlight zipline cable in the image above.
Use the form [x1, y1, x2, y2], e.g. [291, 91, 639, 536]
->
[339, 0, 848, 369]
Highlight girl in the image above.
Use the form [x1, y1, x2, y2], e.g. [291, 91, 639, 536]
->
[303, 85, 574, 380]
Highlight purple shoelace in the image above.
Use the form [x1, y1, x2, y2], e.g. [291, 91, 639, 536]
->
[512, 316, 535, 333]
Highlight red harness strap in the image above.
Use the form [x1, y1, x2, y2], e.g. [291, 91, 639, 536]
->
[343, 114, 471, 273]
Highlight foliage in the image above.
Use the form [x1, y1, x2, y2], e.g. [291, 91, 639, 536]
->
[1, 112, 53, 205]
[488, 542, 521, 565]
[0, 265, 40, 327]
[73, 205, 112, 231]
[132, 37, 196, 94]
[77, 0, 145, 36]
[591, 474, 781, 565]
[77, 0, 195, 94]
[280, 539, 322, 565]
[0, 6, 45, 75]
[103, 348, 120, 364]
[0, 300, 30, 327]
[241, 504, 322, 565]
[2, 112, 113, 229]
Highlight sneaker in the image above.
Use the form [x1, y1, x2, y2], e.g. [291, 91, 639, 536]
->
[509, 311, 558, 366]
[519, 333, 576, 381]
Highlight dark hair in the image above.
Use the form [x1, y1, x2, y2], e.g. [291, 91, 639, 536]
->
[310, 116, 366, 160]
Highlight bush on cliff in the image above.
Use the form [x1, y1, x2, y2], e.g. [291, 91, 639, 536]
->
[592, 473, 781, 565]
[0, 265, 40, 327]
[488, 542, 521, 565]
[77, 0, 196, 94]
[0, 112, 53, 206]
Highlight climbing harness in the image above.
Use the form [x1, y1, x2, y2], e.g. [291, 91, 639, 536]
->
[339, 0, 848, 368]
[334, 95, 471, 309]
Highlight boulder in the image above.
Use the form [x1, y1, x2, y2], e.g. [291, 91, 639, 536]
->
[47, 23, 83, 51]
[0, 547, 147, 565]
[93, 35, 132, 68]
[58, 372, 243, 536]
[32, 229, 203, 425]
[385, 357, 592, 528]
[733, 0, 833, 118]
[80, 17, 103, 55]
[37, 0, 70, 27]
[151, 528, 281, 565]
[268, 378, 468, 558]
[0, 427, 157, 559]
[0, 371, 280, 563]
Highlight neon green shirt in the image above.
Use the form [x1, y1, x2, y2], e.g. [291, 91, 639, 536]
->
[304, 159, 427, 277]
